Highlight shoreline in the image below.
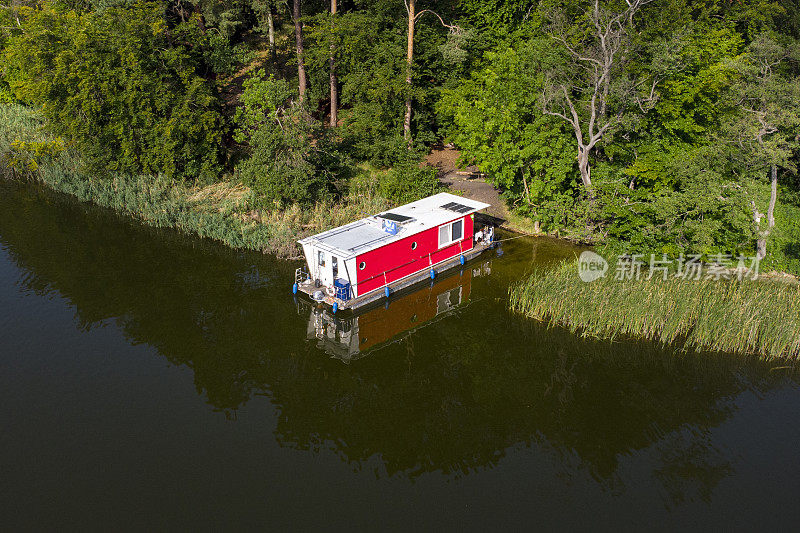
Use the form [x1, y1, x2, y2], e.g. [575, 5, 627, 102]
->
[0, 103, 565, 263]
[0, 104, 395, 260]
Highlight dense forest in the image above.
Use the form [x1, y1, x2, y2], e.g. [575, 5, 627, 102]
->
[1, 0, 799, 271]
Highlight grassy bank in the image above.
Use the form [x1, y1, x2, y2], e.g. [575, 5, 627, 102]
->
[509, 259, 800, 361]
[0, 104, 390, 258]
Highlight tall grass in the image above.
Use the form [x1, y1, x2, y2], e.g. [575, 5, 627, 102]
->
[0, 104, 390, 258]
[509, 259, 800, 361]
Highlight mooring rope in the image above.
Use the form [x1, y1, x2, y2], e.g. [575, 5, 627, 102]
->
[489, 230, 541, 244]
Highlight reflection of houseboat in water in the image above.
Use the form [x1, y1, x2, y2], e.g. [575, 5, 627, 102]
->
[304, 260, 493, 363]
[295, 193, 492, 312]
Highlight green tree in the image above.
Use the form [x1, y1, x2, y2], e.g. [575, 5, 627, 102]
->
[438, 41, 579, 230]
[306, 8, 410, 165]
[234, 69, 336, 205]
[722, 34, 800, 259]
[3, 0, 225, 181]
[539, 0, 655, 194]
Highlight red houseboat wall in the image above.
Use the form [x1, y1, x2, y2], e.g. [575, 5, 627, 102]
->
[354, 215, 474, 296]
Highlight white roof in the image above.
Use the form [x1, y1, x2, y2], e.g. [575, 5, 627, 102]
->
[299, 192, 490, 258]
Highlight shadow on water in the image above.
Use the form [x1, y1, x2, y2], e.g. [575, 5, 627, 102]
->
[0, 180, 796, 506]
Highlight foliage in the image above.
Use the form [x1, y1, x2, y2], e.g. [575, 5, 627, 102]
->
[311, 10, 412, 165]
[0, 84, 15, 104]
[304, 4, 469, 165]
[438, 42, 580, 231]
[721, 34, 800, 177]
[203, 31, 257, 76]
[2, 1, 225, 182]
[764, 201, 800, 274]
[1, 138, 65, 176]
[440, 2, 800, 271]
[594, 143, 757, 258]
[187, 0, 251, 39]
[234, 69, 337, 205]
[460, 0, 536, 35]
[377, 164, 442, 205]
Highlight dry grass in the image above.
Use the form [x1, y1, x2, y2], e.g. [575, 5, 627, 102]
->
[186, 181, 250, 206]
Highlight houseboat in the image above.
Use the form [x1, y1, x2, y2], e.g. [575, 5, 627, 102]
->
[294, 192, 493, 311]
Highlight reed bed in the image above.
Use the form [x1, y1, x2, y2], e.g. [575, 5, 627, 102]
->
[0, 103, 389, 258]
[509, 259, 800, 361]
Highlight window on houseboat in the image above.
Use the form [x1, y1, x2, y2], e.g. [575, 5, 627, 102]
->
[452, 220, 463, 241]
[439, 218, 465, 248]
[318, 251, 326, 267]
[332, 256, 338, 278]
[438, 225, 450, 247]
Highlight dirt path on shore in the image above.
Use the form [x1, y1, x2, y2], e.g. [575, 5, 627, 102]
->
[424, 147, 512, 224]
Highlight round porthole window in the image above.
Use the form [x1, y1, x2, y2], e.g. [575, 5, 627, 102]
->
[359, 261, 366, 270]
[411, 242, 418, 250]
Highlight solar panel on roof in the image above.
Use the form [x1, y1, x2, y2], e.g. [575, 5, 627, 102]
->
[379, 212, 414, 223]
[441, 202, 473, 214]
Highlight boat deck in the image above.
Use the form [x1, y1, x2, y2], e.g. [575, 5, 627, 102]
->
[296, 241, 492, 311]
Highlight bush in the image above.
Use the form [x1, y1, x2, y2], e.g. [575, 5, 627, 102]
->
[1, 138, 65, 178]
[762, 202, 800, 275]
[204, 32, 257, 76]
[2, 1, 225, 182]
[378, 164, 443, 205]
[234, 70, 336, 206]
[0, 83, 13, 104]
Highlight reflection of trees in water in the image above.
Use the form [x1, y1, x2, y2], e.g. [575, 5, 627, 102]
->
[653, 428, 734, 508]
[0, 181, 792, 499]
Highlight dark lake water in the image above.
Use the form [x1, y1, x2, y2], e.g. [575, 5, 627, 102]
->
[1, 180, 799, 530]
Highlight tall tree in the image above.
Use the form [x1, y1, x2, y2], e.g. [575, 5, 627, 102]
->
[252, 0, 277, 62]
[403, 0, 461, 144]
[403, 0, 416, 143]
[540, 0, 653, 193]
[293, 0, 307, 102]
[329, 0, 337, 127]
[725, 35, 800, 259]
[267, 2, 276, 62]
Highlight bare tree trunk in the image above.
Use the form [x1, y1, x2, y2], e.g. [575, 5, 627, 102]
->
[756, 164, 778, 259]
[755, 229, 767, 261]
[329, 0, 338, 127]
[292, 0, 307, 103]
[267, 5, 276, 63]
[521, 173, 531, 204]
[577, 147, 592, 191]
[404, 0, 416, 145]
[767, 164, 777, 229]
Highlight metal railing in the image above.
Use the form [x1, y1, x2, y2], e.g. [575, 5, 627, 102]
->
[295, 267, 311, 284]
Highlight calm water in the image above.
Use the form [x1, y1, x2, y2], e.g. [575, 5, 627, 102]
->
[1, 180, 799, 530]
